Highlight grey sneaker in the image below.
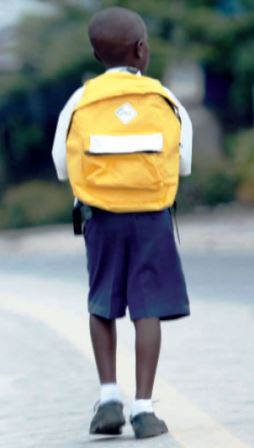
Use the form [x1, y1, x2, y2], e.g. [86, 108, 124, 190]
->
[89, 401, 125, 435]
[130, 412, 168, 439]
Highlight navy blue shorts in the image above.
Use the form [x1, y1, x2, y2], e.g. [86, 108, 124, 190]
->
[84, 207, 190, 321]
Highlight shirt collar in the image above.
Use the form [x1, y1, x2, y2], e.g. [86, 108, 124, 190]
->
[106, 66, 141, 75]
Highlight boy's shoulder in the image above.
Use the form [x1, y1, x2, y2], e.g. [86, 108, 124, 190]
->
[62, 86, 84, 113]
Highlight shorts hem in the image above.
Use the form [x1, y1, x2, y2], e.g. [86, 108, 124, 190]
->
[89, 307, 126, 320]
[130, 307, 191, 322]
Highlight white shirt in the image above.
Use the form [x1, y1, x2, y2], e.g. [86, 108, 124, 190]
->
[52, 69, 193, 181]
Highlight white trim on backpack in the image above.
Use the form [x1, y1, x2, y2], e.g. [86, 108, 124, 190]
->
[88, 133, 163, 154]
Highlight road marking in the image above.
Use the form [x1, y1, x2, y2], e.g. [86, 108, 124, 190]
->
[0, 296, 250, 448]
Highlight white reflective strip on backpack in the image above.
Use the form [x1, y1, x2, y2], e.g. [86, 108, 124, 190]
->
[89, 133, 163, 154]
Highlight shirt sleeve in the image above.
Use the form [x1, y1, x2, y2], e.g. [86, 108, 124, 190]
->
[52, 86, 84, 181]
[163, 87, 193, 176]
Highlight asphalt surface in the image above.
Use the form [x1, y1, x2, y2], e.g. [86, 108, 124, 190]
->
[0, 206, 254, 447]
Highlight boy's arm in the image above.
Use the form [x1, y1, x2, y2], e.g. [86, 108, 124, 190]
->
[164, 87, 193, 177]
[52, 87, 84, 181]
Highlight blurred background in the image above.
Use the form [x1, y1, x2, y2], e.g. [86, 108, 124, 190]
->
[1, 3, 254, 447]
[0, 0, 254, 229]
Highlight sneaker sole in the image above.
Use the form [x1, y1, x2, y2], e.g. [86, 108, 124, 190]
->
[130, 414, 168, 439]
[135, 425, 168, 439]
[90, 416, 125, 435]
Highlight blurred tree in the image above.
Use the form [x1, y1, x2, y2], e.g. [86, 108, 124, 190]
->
[0, 1, 101, 102]
[1, 0, 254, 195]
[100, 0, 254, 126]
[0, 2, 97, 190]
[2, 0, 254, 118]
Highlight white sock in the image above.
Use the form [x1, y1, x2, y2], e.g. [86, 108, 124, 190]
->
[131, 399, 153, 418]
[100, 383, 122, 405]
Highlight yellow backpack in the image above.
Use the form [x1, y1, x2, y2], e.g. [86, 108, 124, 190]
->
[67, 72, 181, 212]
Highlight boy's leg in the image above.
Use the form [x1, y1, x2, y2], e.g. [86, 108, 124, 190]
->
[131, 317, 168, 438]
[134, 317, 161, 399]
[90, 314, 161, 397]
[85, 210, 129, 434]
[89, 314, 117, 383]
[89, 314, 125, 435]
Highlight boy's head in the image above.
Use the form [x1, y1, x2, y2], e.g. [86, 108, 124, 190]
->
[88, 7, 150, 73]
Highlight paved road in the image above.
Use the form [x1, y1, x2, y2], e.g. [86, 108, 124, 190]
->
[0, 207, 254, 447]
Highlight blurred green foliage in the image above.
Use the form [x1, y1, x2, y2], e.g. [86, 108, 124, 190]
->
[178, 164, 238, 210]
[178, 127, 254, 210]
[0, 0, 254, 229]
[2, 0, 254, 108]
[230, 128, 254, 183]
[0, 181, 73, 229]
[229, 128, 254, 203]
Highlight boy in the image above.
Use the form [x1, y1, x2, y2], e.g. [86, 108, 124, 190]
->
[52, 6, 192, 440]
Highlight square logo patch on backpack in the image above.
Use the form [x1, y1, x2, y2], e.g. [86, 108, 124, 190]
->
[115, 102, 138, 125]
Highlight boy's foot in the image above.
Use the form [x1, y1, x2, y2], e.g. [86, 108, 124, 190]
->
[130, 412, 168, 439]
[89, 401, 126, 435]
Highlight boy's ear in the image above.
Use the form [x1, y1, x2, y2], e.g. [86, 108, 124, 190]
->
[136, 39, 144, 59]
[93, 50, 102, 63]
